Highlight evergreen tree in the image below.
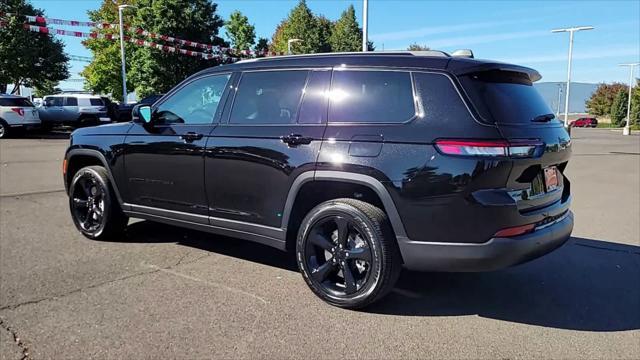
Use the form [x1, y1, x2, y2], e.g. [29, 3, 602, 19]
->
[0, 0, 69, 94]
[225, 10, 256, 51]
[316, 15, 333, 53]
[610, 89, 629, 126]
[254, 37, 270, 56]
[270, 0, 321, 54]
[329, 5, 361, 52]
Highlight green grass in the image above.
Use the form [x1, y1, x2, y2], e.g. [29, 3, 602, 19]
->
[595, 123, 640, 130]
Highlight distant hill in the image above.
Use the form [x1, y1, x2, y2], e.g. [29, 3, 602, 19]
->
[534, 82, 598, 114]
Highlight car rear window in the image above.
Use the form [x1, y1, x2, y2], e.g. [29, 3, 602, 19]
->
[0, 98, 34, 107]
[90, 98, 104, 106]
[459, 70, 555, 124]
[328, 70, 415, 123]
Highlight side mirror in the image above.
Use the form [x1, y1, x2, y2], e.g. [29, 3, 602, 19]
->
[132, 105, 153, 123]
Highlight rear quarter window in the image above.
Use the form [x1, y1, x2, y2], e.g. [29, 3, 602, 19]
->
[328, 70, 415, 123]
[0, 98, 34, 107]
[90, 98, 104, 106]
[413, 72, 472, 124]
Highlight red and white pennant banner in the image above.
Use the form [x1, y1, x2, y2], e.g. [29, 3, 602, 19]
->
[19, 23, 227, 60]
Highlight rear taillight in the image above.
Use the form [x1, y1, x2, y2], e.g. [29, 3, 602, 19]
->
[494, 223, 535, 237]
[11, 108, 24, 116]
[434, 139, 543, 158]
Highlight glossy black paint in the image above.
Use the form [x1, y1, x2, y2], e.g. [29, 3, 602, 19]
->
[64, 52, 572, 271]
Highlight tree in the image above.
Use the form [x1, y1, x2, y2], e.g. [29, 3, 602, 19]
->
[33, 80, 61, 98]
[225, 10, 255, 51]
[329, 5, 361, 52]
[610, 89, 629, 126]
[316, 15, 333, 53]
[585, 83, 627, 116]
[0, 0, 69, 94]
[81, 0, 137, 101]
[270, 0, 322, 54]
[407, 43, 430, 51]
[254, 37, 270, 56]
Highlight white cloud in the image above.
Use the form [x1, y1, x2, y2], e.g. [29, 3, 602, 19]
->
[370, 18, 544, 42]
[501, 45, 640, 64]
[426, 30, 549, 49]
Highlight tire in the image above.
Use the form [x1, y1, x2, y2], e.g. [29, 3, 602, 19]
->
[77, 116, 98, 128]
[0, 120, 10, 139]
[69, 165, 128, 240]
[296, 198, 402, 309]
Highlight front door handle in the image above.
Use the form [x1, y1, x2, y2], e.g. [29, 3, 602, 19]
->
[180, 132, 204, 142]
[281, 134, 313, 147]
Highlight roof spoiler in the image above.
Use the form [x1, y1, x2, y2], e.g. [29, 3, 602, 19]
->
[449, 62, 542, 82]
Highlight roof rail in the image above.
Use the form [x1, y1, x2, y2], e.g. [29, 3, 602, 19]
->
[236, 50, 451, 64]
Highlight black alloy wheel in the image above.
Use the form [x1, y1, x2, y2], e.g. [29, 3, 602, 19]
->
[304, 215, 374, 296]
[71, 173, 106, 233]
[297, 199, 402, 309]
[69, 166, 128, 240]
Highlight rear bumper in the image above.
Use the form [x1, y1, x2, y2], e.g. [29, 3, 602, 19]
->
[398, 211, 573, 272]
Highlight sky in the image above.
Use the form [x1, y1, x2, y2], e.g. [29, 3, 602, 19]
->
[30, 0, 640, 91]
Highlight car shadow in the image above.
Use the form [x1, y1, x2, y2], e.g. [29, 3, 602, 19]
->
[23, 129, 71, 139]
[119, 221, 639, 332]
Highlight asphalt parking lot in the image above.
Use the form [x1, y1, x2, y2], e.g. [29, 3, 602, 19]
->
[0, 128, 639, 359]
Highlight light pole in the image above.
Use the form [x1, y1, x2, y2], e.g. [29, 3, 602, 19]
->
[556, 83, 563, 116]
[287, 38, 303, 55]
[619, 62, 639, 136]
[118, 4, 135, 103]
[362, 0, 368, 52]
[551, 26, 594, 128]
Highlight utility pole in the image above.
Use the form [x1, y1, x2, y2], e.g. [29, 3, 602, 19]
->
[619, 63, 639, 136]
[118, 4, 135, 103]
[362, 0, 368, 52]
[551, 26, 594, 128]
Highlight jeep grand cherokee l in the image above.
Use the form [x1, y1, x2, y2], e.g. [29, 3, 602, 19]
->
[63, 51, 573, 309]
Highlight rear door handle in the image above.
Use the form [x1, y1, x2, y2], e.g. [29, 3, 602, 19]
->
[281, 134, 313, 146]
[180, 132, 203, 142]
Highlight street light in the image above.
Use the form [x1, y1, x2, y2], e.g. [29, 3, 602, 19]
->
[556, 83, 563, 116]
[551, 26, 594, 128]
[287, 38, 303, 55]
[362, 0, 368, 52]
[619, 62, 639, 136]
[118, 4, 136, 103]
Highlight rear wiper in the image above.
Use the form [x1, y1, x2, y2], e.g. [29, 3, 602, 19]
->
[532, 113, 555, 122]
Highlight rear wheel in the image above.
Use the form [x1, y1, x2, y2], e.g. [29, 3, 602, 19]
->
[296, 199, 402, 309]
[69, 166, 128, 240]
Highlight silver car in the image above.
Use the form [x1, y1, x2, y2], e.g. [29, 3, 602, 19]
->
[38, 94, 111, 129]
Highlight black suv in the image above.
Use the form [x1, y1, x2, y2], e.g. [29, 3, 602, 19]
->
[64, 52, 573, 309]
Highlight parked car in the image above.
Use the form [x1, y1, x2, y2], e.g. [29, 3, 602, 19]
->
[63, 51, 573, 309]
[0, 94, 41, 138]
[38, 94, 111, 130]
[570, 117, 598, 127]
[115, 94, 164, 122]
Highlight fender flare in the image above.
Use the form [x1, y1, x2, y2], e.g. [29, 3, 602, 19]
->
[281, 171, 408, 240]
[65, 148, 126, 207]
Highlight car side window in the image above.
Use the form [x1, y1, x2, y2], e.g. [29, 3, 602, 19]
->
[65, 97, 78, 106]
[154, 74, 230, 125]
[229, 70, 309, 124]
[46, 97, 63, 107]
[328, 70, 415, 123]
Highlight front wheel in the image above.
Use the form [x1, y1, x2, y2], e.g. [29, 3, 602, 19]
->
[296, 199, 402, 309]
[0, 120, 10, 138]
[69, 166, 128, 240]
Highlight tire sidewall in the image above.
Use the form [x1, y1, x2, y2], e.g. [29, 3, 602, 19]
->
[0, 120, 9, 138]
[69, 167, 113, 239]
[296, 201, 385, 307]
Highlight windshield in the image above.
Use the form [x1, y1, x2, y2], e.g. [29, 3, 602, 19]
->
[460, 70, 557, 125]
